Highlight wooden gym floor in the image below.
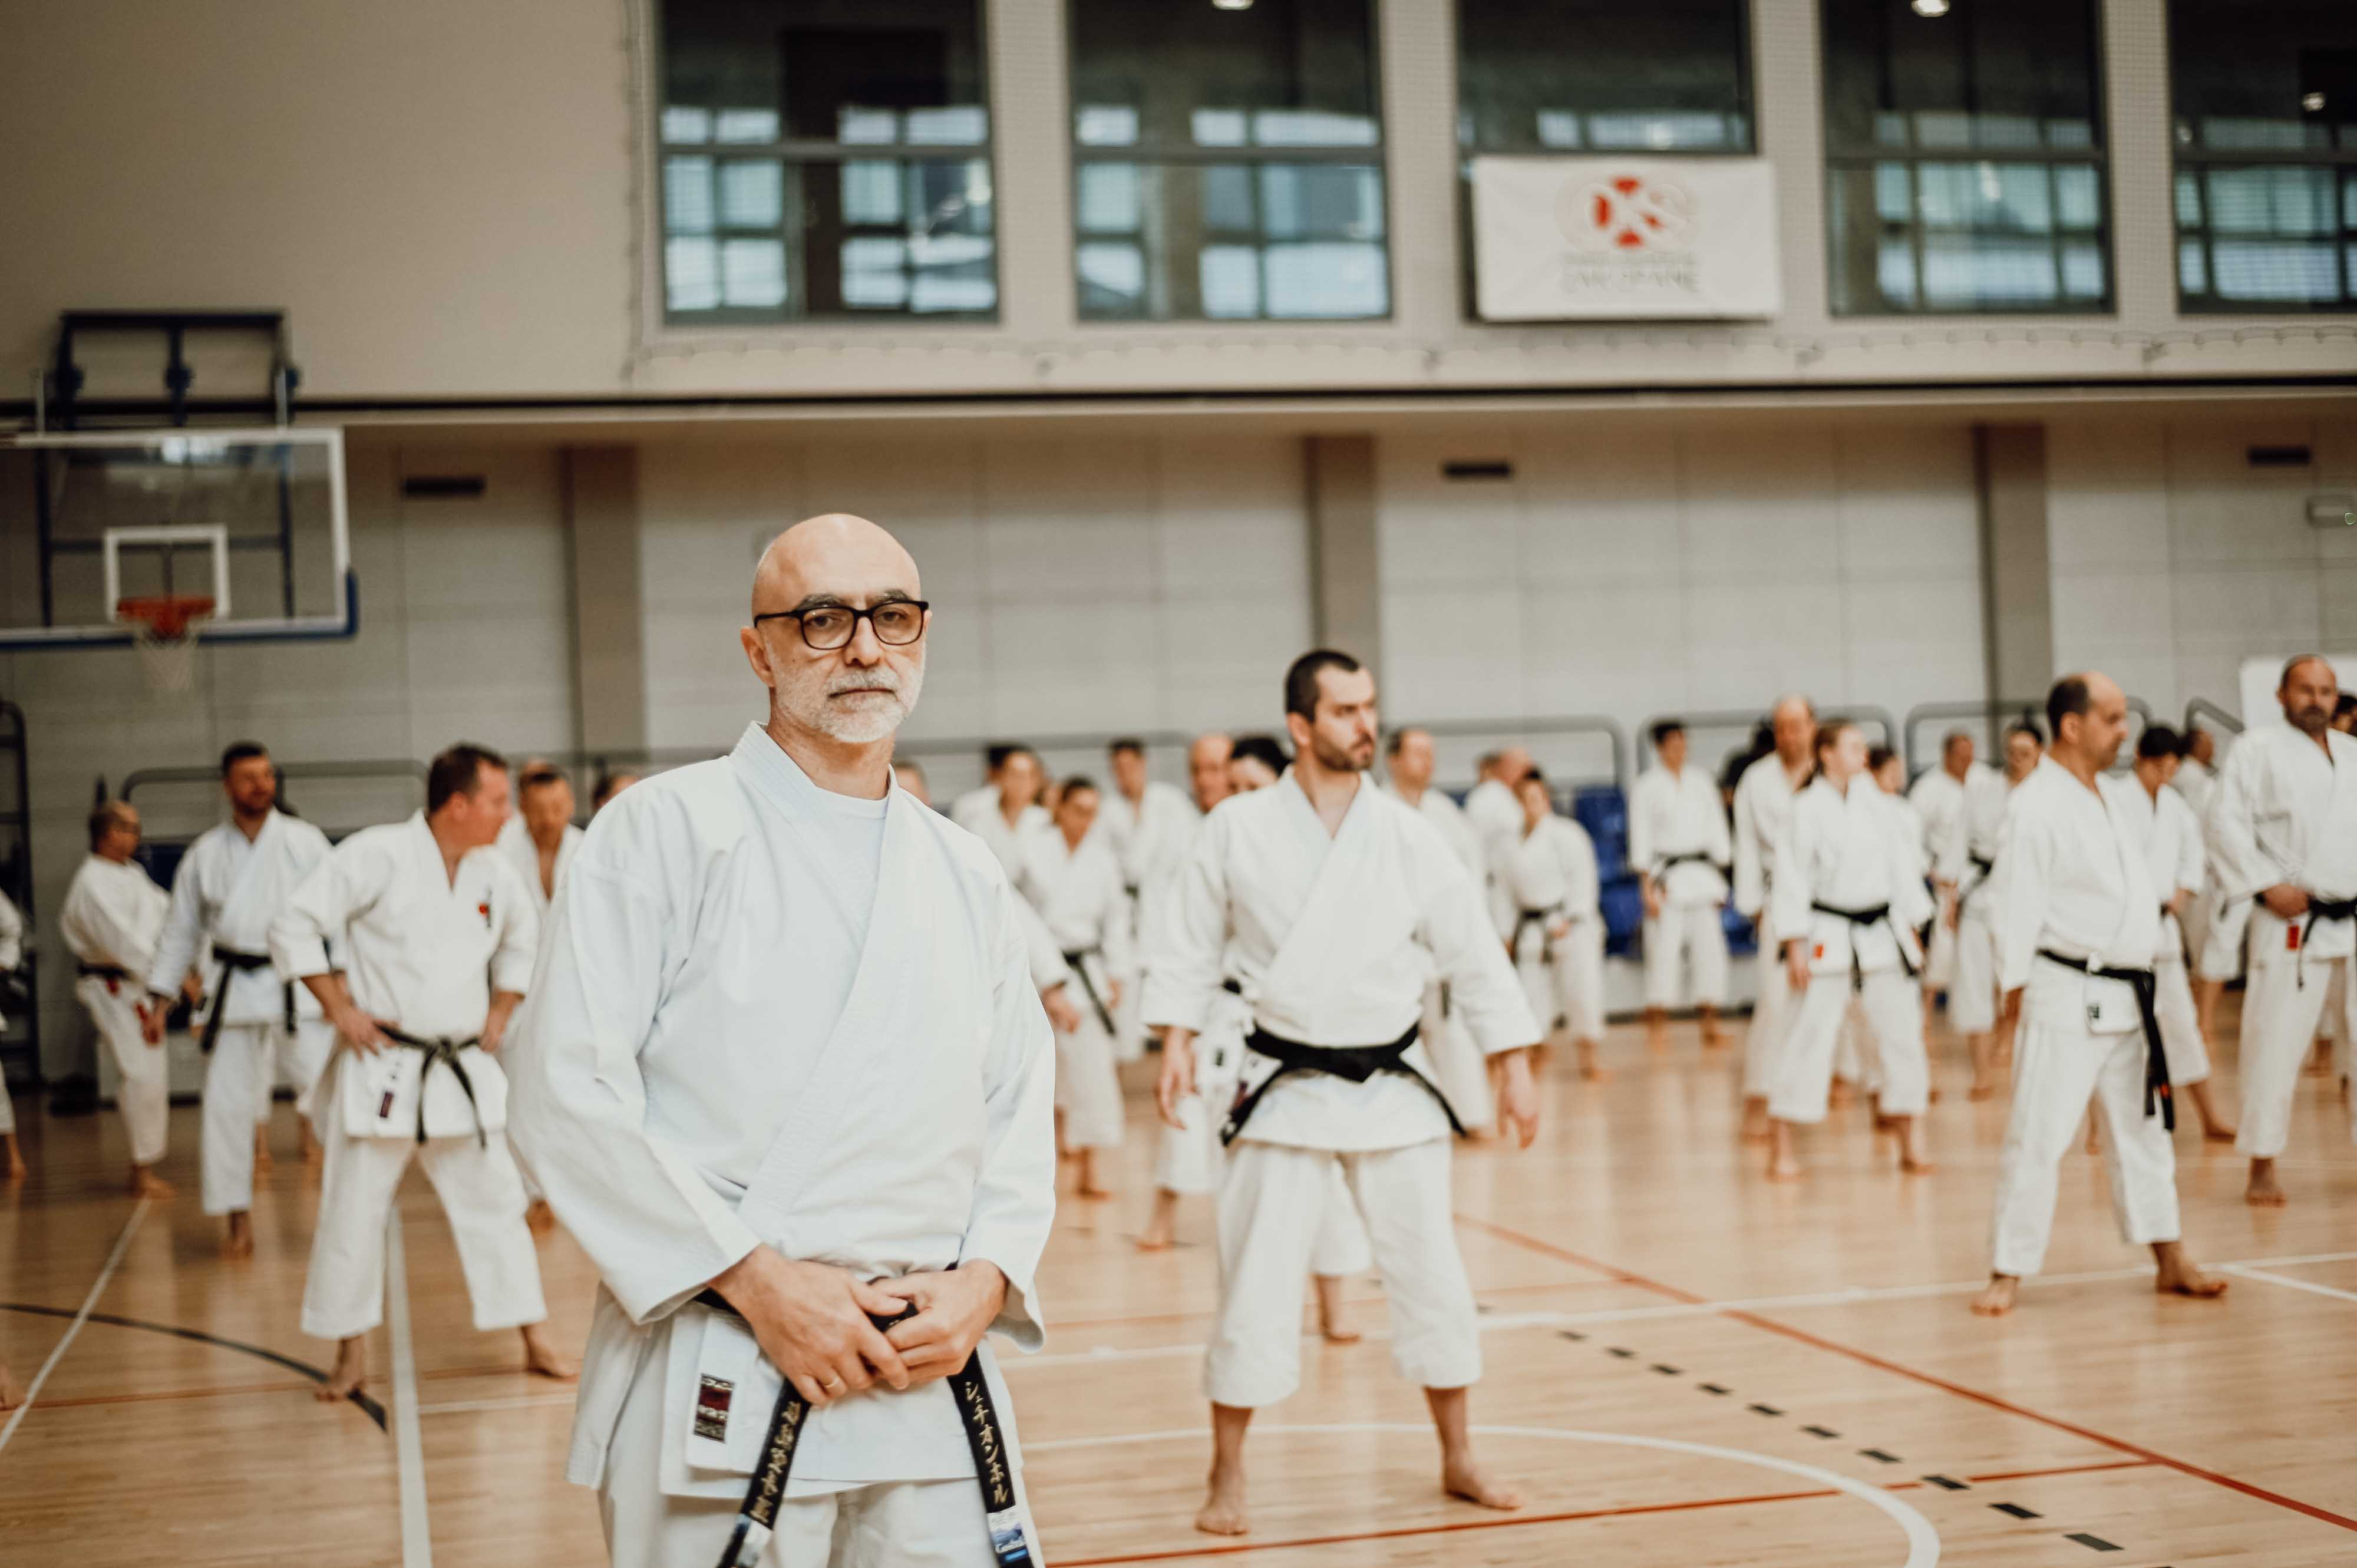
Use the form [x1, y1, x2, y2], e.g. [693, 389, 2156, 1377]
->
[3, 1001, 2354, 1567]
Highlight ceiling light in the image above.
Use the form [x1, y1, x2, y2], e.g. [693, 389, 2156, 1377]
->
[1912, 0, 1950, 15]
[1213, 0, 1255, 9]
[2303, 91, 2327, 113]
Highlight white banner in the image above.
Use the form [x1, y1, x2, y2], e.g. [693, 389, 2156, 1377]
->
[1471, 156, 1782, 322]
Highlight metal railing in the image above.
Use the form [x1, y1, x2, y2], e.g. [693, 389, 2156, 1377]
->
[120, 757, 428, 843]
[1901, 695, 2156, 777]
[2183, 698, 2243, 738]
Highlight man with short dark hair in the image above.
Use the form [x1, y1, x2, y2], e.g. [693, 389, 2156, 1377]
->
[62, 801, 173, 1197]
[501, 763, 585, 913]
[1151, 649, 1541, 1536]
[1017, 774, 1131, 1200]
[144, 740, 336, 1255]
[953, 744, 1047, 877]
[272, 742, 571, 1399]
[1100, 738, 1199, 1067]
[1495, 768, 1608, 1082]
[1632, 719, 1732, 1049]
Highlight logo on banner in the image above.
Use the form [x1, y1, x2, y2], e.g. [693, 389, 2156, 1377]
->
[1549, 171, 1702, 296]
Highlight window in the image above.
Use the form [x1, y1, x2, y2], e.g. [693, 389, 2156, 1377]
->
[1457, 0, 1752, 157]
[2171, 1, 2357, 312]
[656, 0, 996, 322]
[1069, 0, 1388, 321]
[1822, 0, 2110, 315]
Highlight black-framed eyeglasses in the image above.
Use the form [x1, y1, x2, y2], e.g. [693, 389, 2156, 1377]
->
[753, 600, 929, 651]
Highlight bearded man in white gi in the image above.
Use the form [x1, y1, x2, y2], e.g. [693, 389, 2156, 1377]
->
[506, 515, 1056, 1568]
[1100, 738, 1198, 1065]
[1632, 720, 1732, 1051]
[1765, 722, 1934, 1179]
[1385, 726, 1501, 1121]
[143, 743, 334, 1255]
[1943, 721, 2042, 1099]
[1152, 650, 1541, 1538]
[2209, 655, 2357, 1209]
[1971, 675, 2229, 1318]
[1732, 696, 1815, 1141]
[501, 763, 585, 914]
[1494, 769, 1607, 1082]
[1019, 775, 1131, 1200]
[272, 743, 573, 1399]
[64, 802, 174, 1197]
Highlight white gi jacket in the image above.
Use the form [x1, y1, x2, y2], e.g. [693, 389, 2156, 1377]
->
[503, 724, 1057, 1497]
[1907, 767, 1968, 875]
[0, 889, 24, 973]
[1732, 754, 1807, 920]
[953, 788, 1051, 880]
[1381, 783, 1483, 880]
[148, 809, 332, 1025]
[498, 813, 586, 913]
[1990, 758, 2162, 1024]
[2121, 779, 2204, 965]
[2205, 724, 2357, 963]
[1490, 815, 1602, 943]
[1461, 778, 1522, 869]
[1939, 766, 2012, 906]
[1145, 771, 1539, 1153]
[1630, 764, 1731, 905]
[61, 856, 169, 979]
[270, 813, 539, 1141]
[1015, 821, 1134, 1016]
[1774, 777, 1932, 978]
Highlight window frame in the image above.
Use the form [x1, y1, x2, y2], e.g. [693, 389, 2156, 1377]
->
[1818, 0, 2117, 318]
[1063, 0, 1395, 325]
[650, 0, 1004, 328]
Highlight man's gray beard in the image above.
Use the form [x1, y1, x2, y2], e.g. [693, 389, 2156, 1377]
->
[780, 662, 924, 744]
[2290, 704, 2330, 735]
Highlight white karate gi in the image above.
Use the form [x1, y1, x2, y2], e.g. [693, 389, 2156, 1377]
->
[1147, 772, 1540, 1408]
[499, 812, 586, 913]
[147, 810, 336, 1215]
[1461, 778, 1523, 880]
[2207, 724, 2357, 1158]
[1017, 821, 1133, 1153]
[1767, 778, 1932, 1124]
[1384, 783, 1494, 1133]
[1097, 780, 1198, 1065]
[1939, 766, 2013, 1034]
[61, 854, 171, 1166]
[271, 813, 547, 1343]
[1630, 764, 1731, 1011]
[1732, 754, 1808, 1098]
[2120, 777, 2211, 1088]
[1986, 760, 2181, 1279]
[950, 788, 1049, 880]
[1908, 767, 1968, 991]
[1492, 814, 1606, 1045]
[0, 889, 19, 1137]
[503, 727, 1056, 1568]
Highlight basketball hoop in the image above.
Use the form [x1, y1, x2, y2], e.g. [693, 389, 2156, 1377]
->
[117, 594, 215, 692]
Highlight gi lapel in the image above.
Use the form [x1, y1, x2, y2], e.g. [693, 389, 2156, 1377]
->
[1250, 776, 1414, 1042]
[212, 810, 280, 946]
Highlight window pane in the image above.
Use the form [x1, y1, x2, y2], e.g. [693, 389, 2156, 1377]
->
[1823, 0, 2102, 154]
[1829, 160, 2110, 313]
[1458, 0, 1751, 155]
[1070, 0, 1379, 153]
[2176, 164, 2356, 309]
[2170, 2, 2357, 156]
[661, 0, 989, 146]
[1074, 163, 1387, 321]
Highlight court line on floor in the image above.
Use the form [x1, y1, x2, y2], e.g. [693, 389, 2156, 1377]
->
[1049, 1277, 1629, 1333]
[2222, 1265, 2357, 1305]
[1458, 1215, 2357, 1534]
[386, 1213, 432, 1568]
[0, 1196, 148, 1457]
[0, 1302, 389, 1428]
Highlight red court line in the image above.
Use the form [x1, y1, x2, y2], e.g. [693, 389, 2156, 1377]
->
[1456, 1213, 2357, 1534]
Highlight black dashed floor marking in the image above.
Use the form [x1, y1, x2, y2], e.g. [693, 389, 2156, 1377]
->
[1858, 1449, 1902, 1464]
[1992, 1503, 2042, 1520]
[1699, 1383, 1732, 1394]
[1801, 1425, 1840, 1438]
[1922, 1475, 1969, 1491]
[1748, 1403, 1783, 1416]
[1650, 1364, 1682, 1375]
[1556, 1330, 1586, 1341]
[2065, 1535, 2122, 1553]
[1607, 1346, 1636, 1358]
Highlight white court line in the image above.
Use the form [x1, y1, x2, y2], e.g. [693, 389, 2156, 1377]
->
[415, 1392, 577, 1418]
[0, 1196, 150, 1457]
[386, 1213, 433, 1568]
[2224, 1265, 2357, 1306]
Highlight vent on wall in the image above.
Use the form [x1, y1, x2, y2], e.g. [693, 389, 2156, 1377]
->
[1441, 460, 1514, 481]
[2247, 445, 2312, 468]
[401, 474, 487, 499]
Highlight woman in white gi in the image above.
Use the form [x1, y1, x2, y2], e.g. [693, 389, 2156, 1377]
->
[1632, 721, 1732, 1049]
[2207, 655, 2357, 1209]
[1942, 721, 2041, 1099]
[506, 515, 1057, 1568]
[1494, 770, 1608, 1082]
[953, 745, 1048, 878]
[1, 886, 27, 1181]
[61, 802, 174, 1197]
[142, 742, 335, 1256]
[1153, 651, 1541, 1539]
[1972, 674, 2229, 1318]
[271, 744, 573, 1399]
[1765, 722, 1935, 1179]
[1018, 775, 1131, 1200]
[1732, 696, 1815, 1140]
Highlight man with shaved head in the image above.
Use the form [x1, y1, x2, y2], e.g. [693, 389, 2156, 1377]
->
[1731, 696, 1816, 1140]
[1972, 673, 2227, 1318]
[2208, 655, 2357, 1207]
[507, 514, 1055, 1567]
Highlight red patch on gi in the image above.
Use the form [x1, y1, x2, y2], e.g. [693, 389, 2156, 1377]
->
[2288, 924, 2301, 951]
[1813, 944, 1826, 961]
[695, 1375, 734, 1441]
[478, 899, 492, 929]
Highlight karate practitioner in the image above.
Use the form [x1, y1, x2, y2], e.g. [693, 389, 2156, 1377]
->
[1385, 727, 1501, 1119]
[1972, 674, 2228, 1318]
[1909, 731, 1976, 1032]
[1943, 722, 2042, 1099]
[1227, 734, 1289, 793]
[1018, 776, 1132, 1200]
[1631, 721, 1732, 1050]
[2209, 655, 2357, 1208]
[1, 887, 25, 1182]
[2176, 726, 2241, 1042]
[954, 745, 1048, 878]
[1494, 770, 1607, 1082]
[910, 764, 1091, 1046]
[1732, 696, 1815, 1141]
[1152, 650, 1541, 1537]
[503, 764, 586, 913]
[62, 802, 174, 1197]
[1461, 747, 1531, 873]
[1100, 738, 1198, 1065]
[506, 514, 1055, 1568]
[143, 742, 335, 1255]
[1764, 722, 1934, 1178]
[272, 743, 573, 1399]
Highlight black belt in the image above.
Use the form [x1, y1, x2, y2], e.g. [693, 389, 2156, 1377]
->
[1220, 1021, 1462, 1147]
[2287, 895, 2357, 988]
[1220, 978, 1243, 996]
[198, 943, 297, 1056]
[1956, 853, 1996, 912]
[688, 1289, 1034, 1568]
[1653, 850, 1728, 879]
[2036, 950, 2173, 1131]
[1513, 906, 1564, 950]
[76, 961, 133, 988]
[1808, 901, 1920, 991]
[1059, 947, 1117, 1035]
[378, 1026, 488, 1147]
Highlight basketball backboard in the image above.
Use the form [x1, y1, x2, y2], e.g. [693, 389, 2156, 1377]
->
[0, 425, 353, 650]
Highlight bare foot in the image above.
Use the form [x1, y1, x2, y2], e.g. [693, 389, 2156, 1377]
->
[1079, 1184, 1115, 1200]
[2246, 1165, 2287, 1208]
[1970, 1276, 2019, 1317]
[1926, 1085, 1942, 1104]
[2155, 1259, 2229, 1300]
[223, 1212, 255, 1260]
[2084, 1123, 2101, 1156]
[4, 1140, 25, 1182]
[525, 1199, 557, 1234]
[1315, 1277, 1360, 1345]
[1828, 1079, 1856, 1108]
[1441, 1457, 1524, 1511]
[1577, 1043, 1609, 1082]
[1967, 1078, 1999, 1102]
[1133, 1234, 1174, 1253]
[1900, 1153, 1937, 1174]
[301, 1124, 323, 1167]
[129, 1165, 176, 1199]
[1196, 1465, 1250, 1536]
[2203, 1121, 2239, 1144]
[1645, 1028, 1670, 1054]
[253, 1128, 273, 1173]
[520, 1324, 579, 1382]
[1739, 1098, 1771, 1144]
[1766, 1155, 1802, 1182]
[317, 1338, 367, 1402]
[1898, 1119, 1935, 1174]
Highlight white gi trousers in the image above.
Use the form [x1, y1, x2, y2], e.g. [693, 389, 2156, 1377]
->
[1770, 969, 1927, 1123]
[1923, 915, 1959, 992]
[1988, 980, 2180, 1277]
[0, 1081, 15, 1135]
[2151, 958, 2210, 1087]
[1948, 907, 2001, 1034]
[202, 1019, 335, 1214]
[1742, 909, 1795, 1099]
[78, 975, 167, 1166]
[1643, 901, 1728, 1010]
[1152, 1090, 1374, 1282]
[1054, 961, 1124, 1152]
[302, 1101, 546, 1341]
[1424, 980, 1495, 1135]
[1514, 918, 1603, 1042]
[2196, 893, 2251, 983]
[2236, 946, 2355, 1160]
[1209, 1138, 1473, 1407]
